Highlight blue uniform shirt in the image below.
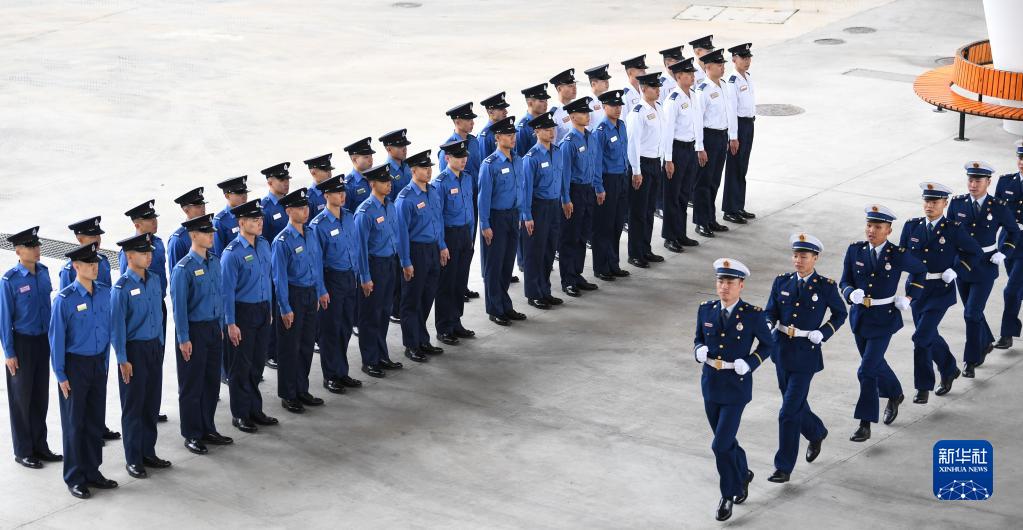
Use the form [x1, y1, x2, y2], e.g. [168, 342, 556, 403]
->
[515, 114, 538, 158]
[49, 280, 111, 383]
[439, 131, 483, 180]
[432, 167, 475, 228]
[220, 234, 273, 325]
[520, 142, 563, 221]
[947, 193, 1020, 282]
[764, 271, 848, 373]
[170, 251, 224, 343]
[558, 127, 604, 199]
[477, 150, 522, 231]
[118, 234, 168, 296]
[354, 195, 399, 284]
[60, 254, 111, 290]
[166, 226, 192, 273]
[899, 216, 983, 309]
[395, 181, 447, 268]
[271, 224, 323, 314]
[386, 158, 413, 202]
[478, 121, 497, 160]
[110, 268, 165, 364]
[213, 206, 239, 256]
[840, 241, 927, 338]
[344, 170, 372, 214]
[593, 117, 630, 175]
[1, 263, 52, 358]
[261, 193, 289, 242]
[693, 299, 774, 405]
[307, 184, 327, 220]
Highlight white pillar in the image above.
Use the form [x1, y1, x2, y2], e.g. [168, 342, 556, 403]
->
[982, 0, 1023, 134]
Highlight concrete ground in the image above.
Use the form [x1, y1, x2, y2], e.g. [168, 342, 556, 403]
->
[1, 0, 1021, 528]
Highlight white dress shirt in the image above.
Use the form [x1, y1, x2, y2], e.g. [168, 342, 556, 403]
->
[660, 86, 698, 159]
[625, 98, 664, 171]
[725, 70, 756, 118]
[692, 77, 738, 151]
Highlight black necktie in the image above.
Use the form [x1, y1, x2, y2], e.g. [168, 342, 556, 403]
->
[926, 221, 934, 242]
[720, 307, 729, 328]
[797, 278, 805, 298]
[869, 247, 878, 269]
[974, 200, 981, 216]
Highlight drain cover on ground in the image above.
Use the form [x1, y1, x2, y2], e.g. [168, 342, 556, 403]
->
[843, 26, 876, 34]
[756, 104, 804, 117]
[814, 38, 845, 45]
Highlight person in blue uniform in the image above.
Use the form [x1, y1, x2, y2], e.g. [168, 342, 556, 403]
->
[516, 83, 550, 158]
[167, 187, 208, 269]
[220, 200, 279, 433]
[170, 214, 233, 455]
[478, 92, 510, 160]
[764, 233, 847, 483]
[395, 150, 446, 362]
[994, 142, 1023, 350]
[625, 72, 666, 268]
[692, 258, 773, 522]
[900, 182, 982, 403]
[271, 188, 325, 414]
[840, 204, 927, 442]
[2, 227, 61, 469]
[479, 116, 527, 326]
[433, 140, 478, 345]
[591, 89, 631, 280]
[110, 233, 171, 479]
[50, 242, 119, 499]
[303, 154, 334, 220]
[354, 163, 404, 378]
[440, 102, 483, 261]
[260, 162, 292, 370]
[520, 112, 564, 310]
[213, 176, 250, 257]
[949, 161, 1019, 377]
[558, 96, 603, 297]
[381, 129, 413, 324]
[307, 176, 362, 393]
[343, 137, 376, 214]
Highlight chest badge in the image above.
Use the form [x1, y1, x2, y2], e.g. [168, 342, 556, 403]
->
[736, 322, 744, 331]
[939, 236, 946, 245]
[885, 262, 892, 271]
[988, 213, 993, 221]
[812, 293, 819, 302]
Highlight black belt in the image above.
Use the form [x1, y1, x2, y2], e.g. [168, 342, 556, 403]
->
[703, 127, 727, 134]
[640, 156, 660, 162]
[673, 139, 696, 147]
[738, 116, 755, 122]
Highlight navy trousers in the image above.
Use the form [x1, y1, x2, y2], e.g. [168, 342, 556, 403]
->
[704, 400, 748, 498]
[6, 333, 51, 459]
[319, 270, 358, 380]
[400, 242, 441, 349]
[392, 260, 403, 320]
[267, 286, 278, 363]
[523, 198, 560, 300]
[277, 285, 317, 400]
[560, 184, 594, 288]
[118, 338, 162, 466]
[359, 255, 397, 367]
[911, 303, 959, 391]
[663, 140, 698, 241]
[723, 117, 754, 214]
[628, 157, 661, 260]
[59, 353, 106, 487]
[228, 301, 270, 420]
[693, 128, 728, 226]
[958, 278, 995, 365]
[177, 319, 221, 440]
[592, 173, 627, 275]
[1000, 258, 1023, 338]
[853, 334, 901, 423]
[774, 367, 827, 474]
[436, 224, 473, 335]
[484, 209, 519, 317]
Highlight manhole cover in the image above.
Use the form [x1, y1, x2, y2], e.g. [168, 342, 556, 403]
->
[935, 56, 954, 65]
[756, 104, 804, 117]
[392, 2, 422, 7]
[814, 38, 845, 45]
[843, 26, 876, 34]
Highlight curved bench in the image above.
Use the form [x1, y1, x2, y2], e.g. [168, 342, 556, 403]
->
[914, 39, 1023, 140]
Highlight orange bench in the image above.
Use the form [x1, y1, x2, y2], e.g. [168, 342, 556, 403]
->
[914, 39, 1023, 141]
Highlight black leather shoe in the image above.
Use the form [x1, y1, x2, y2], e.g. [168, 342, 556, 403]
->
[378, 359, 403, 370]
[611, 269, 630, 277]
[298, 392, 324, 406]
[544, 296, 564, 306]
[338, 375, 362, 388]
[850, 422, 871, 442]
[913, 390, 929, 404]
[389, 314, 401, 323]
[994, 336, 1012, 349]
[404, 348, 428, 363]
[281, 399, 305, 414]
[595, 272, 616, 282]
[265, 358, 278, 369]
[323, 379, 346, 394]
[883, 394, 904, 425]
[126, 464, 148, 479]
[102, 427, 121, 441]
[454, 328, 476, 338]
[510, 275, 520, 283]
[464, 289, 480, 299]
[578, 280, 598, 291]
[68, 484, 91, 499]
[437, 333, 460, 345]
[142, 456, 172, 468]
[936, 368, 960, 396]
[420, 343, 444, 355]
[709, 221, 730, 232]
[87, 475, 118, 489]
[663, 240, 684, 253]
[767, 470, 790, 483]
[627, 257, 649, 268]
[202, 432, 234, 445]
[695, 225, 715, 238]
[505, 310, 527, 321]
[806, 433, 825, 463]
[739, 210, 756, 219]
[734, 470, 753, 504]
[489, 314, 511, 326]
[463, 294, 471, 302]
[35, 448, 62, 462]
[679, 235, 700, 247]
[252, 411, 279, 426]
[723, 212, 747, 224]
[715, 497, 733, 522]
[157, 414, 168, 423]
[15, 456, 42, 469]
[528, 298, 552, 310]
[644, 253, 664, 263]
[563, 285, 581, 297]
[962, 363, 976, 378]
[233, 417, 258, 433]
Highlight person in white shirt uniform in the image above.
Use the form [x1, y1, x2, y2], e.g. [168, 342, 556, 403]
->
[620, 55, 647, 118]
[548, 69, 577, 144]
[624, 72, 666, 269]
[660, 58, 702, 253]
[723, 43, 758, 224]
[584, 64, 611, 131]
[657, 45, 684, 104]
[689, 35, 714, 85]
[692, 48, 738, 239]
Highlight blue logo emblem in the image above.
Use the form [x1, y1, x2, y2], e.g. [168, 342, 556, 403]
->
[933, 440, 993, 500]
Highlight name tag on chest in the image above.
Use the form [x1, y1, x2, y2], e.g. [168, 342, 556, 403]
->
[76, 303, 88, 312]
[295, 246, 304, 254]
[710, 92, 719, 99]
[681, 103, 689, 109]
[244, 254, 254, 262]
[578, 146, 586, 152]
[376, 216, 385, 224]
[18, 285, 30, 293]
[540, 162, 550, 168]
[417, 202, 426, 209]
[501, 168, 510, 174]
[130, 288, 141, 296]
[330, 228, 340, 236]
[272, 213, 282, 220]
[231, 227, 239, 233]
[610, 136, 618, 142]
[450, 187, 459, 194]
[194, 269, 205, 277]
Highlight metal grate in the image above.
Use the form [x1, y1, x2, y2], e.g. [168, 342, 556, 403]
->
[814, 38, 845, 45]
[755, 104, 804, 116]
[843, 26, 877, 34]
[0, 235, 120, 269]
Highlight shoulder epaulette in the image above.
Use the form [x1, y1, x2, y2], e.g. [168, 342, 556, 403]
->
[114, 276, 128, 289]
[697, 82, 708, 90]
[728, 75, 737, 83]
[669, 92, 679, 100]
[633, 104, 643, 113]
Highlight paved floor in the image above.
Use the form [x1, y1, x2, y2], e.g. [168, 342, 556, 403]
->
[0, 0, 1020, 528]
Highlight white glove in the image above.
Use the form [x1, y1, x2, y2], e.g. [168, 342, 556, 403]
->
[895, 296, 911, 311]
[990, 252, 1006, 265]
[807, 330, 824, 344]
[849, 289, 865, 305]
[695, 345, 709, 363]
[941, 268, 957, 283]
[733, 358, 750, 375]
